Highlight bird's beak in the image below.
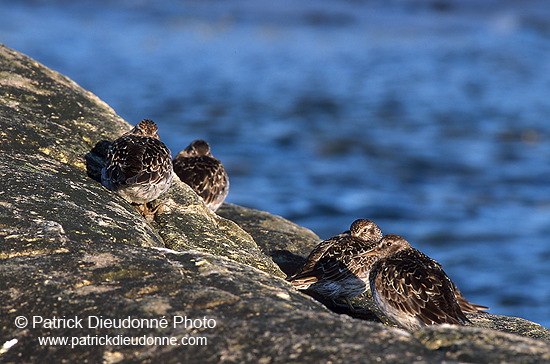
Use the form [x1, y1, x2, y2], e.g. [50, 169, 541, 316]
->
[358, 247, 379, 257]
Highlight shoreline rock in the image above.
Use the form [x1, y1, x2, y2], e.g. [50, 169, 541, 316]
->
[1, 43, 549, 363]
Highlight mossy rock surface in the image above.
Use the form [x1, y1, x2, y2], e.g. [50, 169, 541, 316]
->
[1, 43, 550, 363]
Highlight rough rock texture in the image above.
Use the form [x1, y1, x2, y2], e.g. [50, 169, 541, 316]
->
[1, 43, 550, 363]
[217, 203, 320, 276]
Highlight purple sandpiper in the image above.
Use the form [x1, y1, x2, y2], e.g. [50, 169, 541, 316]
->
[101, 119, 174, 215]
[287, 219, 383, 311]
[172, 139, 229, 212]
[364, 234, 486, 330]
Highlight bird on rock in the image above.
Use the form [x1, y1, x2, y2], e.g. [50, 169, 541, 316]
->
[287, 219, 383, 311]
[172, 139, 229, 212]
[364, 234, 486, 330]
[101, 119, 173, 215]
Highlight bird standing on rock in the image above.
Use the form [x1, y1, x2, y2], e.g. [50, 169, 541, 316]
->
[172, 139, 229, 212]
[101, 119, 174, 215]
[364, 234, 487, 330]
[287, 219, 383, 311]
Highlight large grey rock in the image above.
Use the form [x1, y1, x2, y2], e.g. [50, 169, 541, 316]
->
[0, 243, 439, 363]
[413, 325, 550, 363]
[217, 203, 320, 276]
[1, 43, 549, 363]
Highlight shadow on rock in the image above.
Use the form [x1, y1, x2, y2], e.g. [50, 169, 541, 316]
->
[271, 249, 307, 277]
[85, 139, 111, 182]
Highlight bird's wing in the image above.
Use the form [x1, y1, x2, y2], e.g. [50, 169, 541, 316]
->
[372, 252, 468, 326]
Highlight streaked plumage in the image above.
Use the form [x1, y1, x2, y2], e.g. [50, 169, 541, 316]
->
[365, 234, 486, 330]
[287, 219, 383, 310]
[172, 139, 229, 212]
[101, 119, 173, 215]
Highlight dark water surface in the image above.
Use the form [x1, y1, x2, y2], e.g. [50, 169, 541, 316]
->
[2, 0, 549, 328]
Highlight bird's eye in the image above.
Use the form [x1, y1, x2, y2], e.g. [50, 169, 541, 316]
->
[386, 242, 392, 247]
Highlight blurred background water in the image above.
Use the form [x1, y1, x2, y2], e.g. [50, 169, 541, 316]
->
[1, 0, 549, 328]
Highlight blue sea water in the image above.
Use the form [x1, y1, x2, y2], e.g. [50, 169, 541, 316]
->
[1, 0, 549, 328]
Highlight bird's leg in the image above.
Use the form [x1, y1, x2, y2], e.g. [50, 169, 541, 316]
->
[344, 297, 364, 312]
[330, 298, 363, 313]
[132, 203, 155, 216]
[131, 203, 147, 215]
[137, 201, 166, 216]
[148, 202, 166, 215]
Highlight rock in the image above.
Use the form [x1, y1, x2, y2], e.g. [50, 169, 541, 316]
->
[0, 151, 165, 254]
[217, 203, 320, 276]
[1, 43, 550, 363]
[0, 243, 439, 363]
[413, 325, 550, 363]
[466, 312, 550, 342]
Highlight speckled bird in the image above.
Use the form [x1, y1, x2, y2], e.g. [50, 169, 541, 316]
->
[287, 219, 383, 310]
[172, 139, 229, 212]
[365, 234, 487, 330]
[101, 119, 174, 215]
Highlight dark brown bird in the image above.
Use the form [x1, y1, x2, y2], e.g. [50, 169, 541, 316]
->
[287, 219, 383, 310]
[101, 119, 173, 215]
[172, 139, 229, 212]
[364, 234, 486, 330]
